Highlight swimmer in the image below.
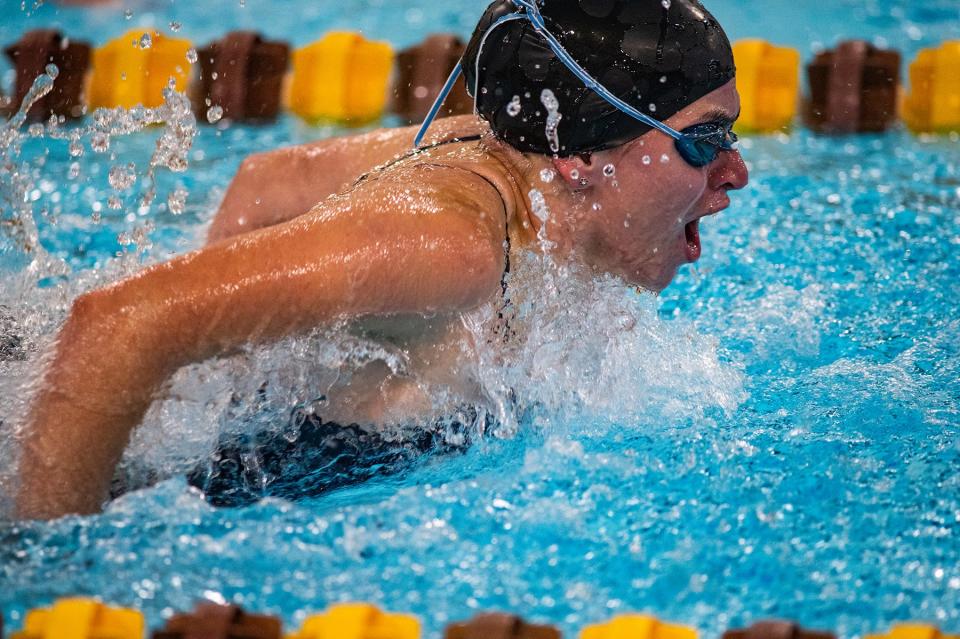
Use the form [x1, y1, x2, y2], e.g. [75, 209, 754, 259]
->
[15, 0, 748, 519]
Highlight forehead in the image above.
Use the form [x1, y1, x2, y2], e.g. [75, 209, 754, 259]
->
[669, 80, 741, 128]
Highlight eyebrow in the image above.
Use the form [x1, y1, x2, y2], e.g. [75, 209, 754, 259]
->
[699, 108, 740, 124]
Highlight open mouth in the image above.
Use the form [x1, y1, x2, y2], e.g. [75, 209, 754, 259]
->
[684, 219, 701, 262]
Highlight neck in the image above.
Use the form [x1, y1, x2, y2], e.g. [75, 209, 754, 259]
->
[482, 135, 581, 259]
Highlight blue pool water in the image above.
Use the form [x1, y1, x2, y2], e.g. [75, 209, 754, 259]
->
[2, 0, 960, 636]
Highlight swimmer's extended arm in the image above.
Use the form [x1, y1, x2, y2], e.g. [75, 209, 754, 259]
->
[206, 116, 485, 243]
[16, 164, 507, 520]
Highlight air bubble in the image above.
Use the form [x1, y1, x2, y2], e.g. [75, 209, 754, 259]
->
[660, 154, 670, 163]
[186, 48, 198, 64]
[603, 163, 616, 177]
[45, 64, 59, 79]
[642, 155, 651, 165]
[540, 168, 556, 184]
[68, 162, 80, 179]
[124, 8, 133, 19]
[648, 103, 657, 113]
[108, 195, 122, 210]
[592, 202, 602, 211]
[169, 21, 182, 32]
[68, 139, 83, 157]
[661, 0, 671, 8]
[139, 33, 153, 50]
[506, 95, 522, 117]
[206, 105, 224, 123]
[570, 169, 580, 180]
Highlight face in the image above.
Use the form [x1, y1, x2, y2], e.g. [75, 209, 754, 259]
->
[555, 80, 749, 291]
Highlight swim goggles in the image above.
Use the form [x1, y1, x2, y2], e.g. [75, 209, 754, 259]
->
[413, 0, 738, 168]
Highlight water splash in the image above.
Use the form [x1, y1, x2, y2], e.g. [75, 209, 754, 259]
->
[540, 89, 562, 154]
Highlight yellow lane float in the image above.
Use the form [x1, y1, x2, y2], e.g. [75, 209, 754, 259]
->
[88, 29, 192, 109]
[866, 624, 960, 639]
[11, 598, 144, 639]
[286, 602, 419, 639]
[581, 614, 697, 639]
[288, 31, 393, 124]
[903, 40, 960, 133]
[732, 39, 801, 133]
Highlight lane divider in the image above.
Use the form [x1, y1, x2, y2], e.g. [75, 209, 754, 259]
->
[2, 28, 960, 134]
[2, 600, 959, 639]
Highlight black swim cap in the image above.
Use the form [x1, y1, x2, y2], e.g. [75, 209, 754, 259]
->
[462, 0, 735, 156]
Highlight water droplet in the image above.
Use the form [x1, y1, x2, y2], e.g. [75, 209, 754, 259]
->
[660, 154, 670, 163]
[540, 89, 562, 154]
[167, 186, 188, 214]
[661, 0, 672, 8]
[108, 163, 137, 191]
[91, 132, 110, 153]
[480, 87, 488, 95]
[139, 33, 152, 49]
[648, 103, 657, 113]
[45, 63, 59, 79]
[124, 8, 133, 19]
[68, 162, 80, 179]
[28, 123, 44, 137]
[91, 210, 101, 223]
[603, 163, 616, 177]
[186, 48, 198, 64]
[592, 202, 602, 211]
[540, 168, 555, 183]
[169, 21, 182, 32]
[660, 75, 668, 83]
[108, 195, 122, 210]
[68, 139, 83, 157]
[506, 95, 522, 117]
[206, 105, 224, 123]
[528, 189, 550, 222]
[642, 155, 651, 165]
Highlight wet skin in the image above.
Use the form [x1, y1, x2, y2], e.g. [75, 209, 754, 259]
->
[15, 81, 747, 519]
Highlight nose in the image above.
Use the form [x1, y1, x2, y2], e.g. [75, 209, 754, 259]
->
[708, 149, 749, 192]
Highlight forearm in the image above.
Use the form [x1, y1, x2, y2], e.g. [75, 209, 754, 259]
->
[16, 293, 171, 519]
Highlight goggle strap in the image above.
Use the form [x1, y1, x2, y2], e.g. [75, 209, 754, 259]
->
[413, 60, 466, 149]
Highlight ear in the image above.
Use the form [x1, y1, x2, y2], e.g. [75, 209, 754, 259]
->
[551, 154, 596, 191]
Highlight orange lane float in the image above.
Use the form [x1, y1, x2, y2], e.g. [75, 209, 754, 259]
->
[723, 621, 837, 639]
[87, 29, 192, 109]
[151, 602, 281, 639]
[805, 40, 901, 133]
[445, 612, 561, 639]
[392, 33, 474, 125]
[193, 31, 290, 123]
[4, 29, 91, 121]
[287, 31, 393, 124]
[287, 602, 419, 639]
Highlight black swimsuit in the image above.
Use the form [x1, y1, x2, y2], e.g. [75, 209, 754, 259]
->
[188, 135, 512, 507]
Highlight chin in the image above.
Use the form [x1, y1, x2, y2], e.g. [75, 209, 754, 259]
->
[629, 267, 676, 293]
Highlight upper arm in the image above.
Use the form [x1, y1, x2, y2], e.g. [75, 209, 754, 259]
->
[117, 163, 508, 370]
